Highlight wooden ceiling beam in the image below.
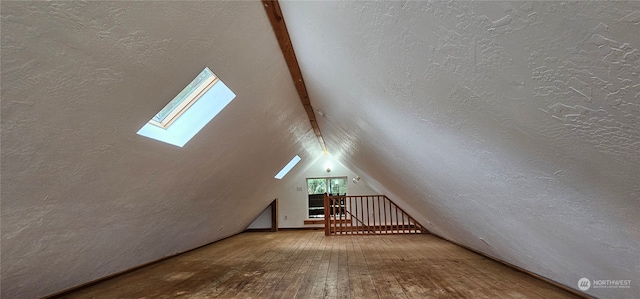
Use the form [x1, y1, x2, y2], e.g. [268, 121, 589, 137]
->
[262, 0, 328, 153]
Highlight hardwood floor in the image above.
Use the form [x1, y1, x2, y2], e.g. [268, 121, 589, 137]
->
[58, 230, 581, 299]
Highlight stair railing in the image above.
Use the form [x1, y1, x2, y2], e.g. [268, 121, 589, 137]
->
[323, 193, 427, 236]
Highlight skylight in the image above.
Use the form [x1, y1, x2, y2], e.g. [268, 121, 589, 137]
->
[137, 67, 236, 147]
[275, 155, 301, 179]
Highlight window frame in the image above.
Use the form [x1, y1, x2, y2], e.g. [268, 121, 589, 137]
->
[306, 176, 347, 219]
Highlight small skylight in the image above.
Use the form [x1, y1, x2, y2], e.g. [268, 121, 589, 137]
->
[275, 155, 302, 179]
[137, 67, 236, 147]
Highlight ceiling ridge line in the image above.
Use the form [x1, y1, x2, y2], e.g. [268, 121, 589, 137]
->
[262, 0, 328, 153]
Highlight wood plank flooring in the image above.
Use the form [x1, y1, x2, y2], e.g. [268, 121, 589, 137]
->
[58, 230, 581, 299]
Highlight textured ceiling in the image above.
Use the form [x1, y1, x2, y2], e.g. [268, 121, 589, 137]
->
[279, 1, 639, 298]
[1, 1, 639, 298]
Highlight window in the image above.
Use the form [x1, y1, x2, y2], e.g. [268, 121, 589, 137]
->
[307, 177, 347, 218]
[136, 67, 235, 147]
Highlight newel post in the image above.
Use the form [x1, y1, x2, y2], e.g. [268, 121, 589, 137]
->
[323, 192, 330, 236]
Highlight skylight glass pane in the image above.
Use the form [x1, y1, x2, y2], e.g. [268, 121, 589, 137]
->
[149, 68, 218, 129]
[137, 68, 235, 147]
[275, 155, 302, 179]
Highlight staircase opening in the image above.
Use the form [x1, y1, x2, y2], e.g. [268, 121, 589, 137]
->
[323, 194, 427, 236]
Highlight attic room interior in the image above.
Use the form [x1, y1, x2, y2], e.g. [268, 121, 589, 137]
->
[1, 1, 638, 298]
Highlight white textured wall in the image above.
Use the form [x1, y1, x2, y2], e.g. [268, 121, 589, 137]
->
[279, 1, 640, 298]
[0, 2, 321, 298]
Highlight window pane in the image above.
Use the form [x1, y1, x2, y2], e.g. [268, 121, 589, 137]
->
[328, 178, 347, 195]
[307, 178, 327, 194]
[308, 194, 325, 218]
[152, 68, 215, 124]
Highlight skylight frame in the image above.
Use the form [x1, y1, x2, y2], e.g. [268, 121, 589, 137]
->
[275, 155, 302, 179]
[149, 68, 219, 129]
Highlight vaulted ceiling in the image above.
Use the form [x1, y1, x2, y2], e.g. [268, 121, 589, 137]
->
[2, 1, 639, 298]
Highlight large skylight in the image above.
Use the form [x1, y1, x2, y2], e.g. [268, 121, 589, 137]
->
[274, 155, 301, 179]
[137, 67, 235, 147]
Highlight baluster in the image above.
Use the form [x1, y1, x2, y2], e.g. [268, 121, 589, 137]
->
[340, 196, 344, 235]
[392, 201, 395, 234]
[353, 197, 359, 235]
[383, 196, 388, 234]
[339, 196, 342, 235]
[409, 217, 416, 234]
[348, 196, 352, 235]
[374, 196, 378, 234]
[410, 218, 414, 234]
[372, 196, 376, 234]
[336, 197, 340, 235]
[359, 196, 363, 234]
[379, 197, 382, 234]
[332, 197, 336, 235]
[402, 210, 406, 234]
[339, 197, 342, 235]
[340, 197, 347, 234]
[366, 196, 370, 234]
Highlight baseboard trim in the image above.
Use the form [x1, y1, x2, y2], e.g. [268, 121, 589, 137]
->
[278, 227, 324, 230]
[430, 234, 593, 299]
[244, 228, 275, 232]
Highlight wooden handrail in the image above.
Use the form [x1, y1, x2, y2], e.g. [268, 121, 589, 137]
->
[323, 194, 427, 236]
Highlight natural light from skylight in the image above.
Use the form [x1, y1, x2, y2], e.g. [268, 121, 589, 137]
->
[275, 155, 302, 179]
[137, 67, 236, 147]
